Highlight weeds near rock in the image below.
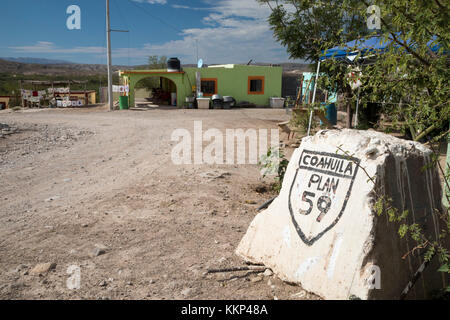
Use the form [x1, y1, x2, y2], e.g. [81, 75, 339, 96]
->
[258, 147, 289, 193]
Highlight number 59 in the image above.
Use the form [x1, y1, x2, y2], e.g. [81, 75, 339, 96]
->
[299, 191, 332, 222]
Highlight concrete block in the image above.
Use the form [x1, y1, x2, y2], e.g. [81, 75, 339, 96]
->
[236, 129, 448, 299]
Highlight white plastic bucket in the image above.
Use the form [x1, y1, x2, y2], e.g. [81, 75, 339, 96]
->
[171, 92, 177, 106]
[270, 97, 285, 108]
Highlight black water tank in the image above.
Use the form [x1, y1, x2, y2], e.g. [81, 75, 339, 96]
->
[167, 57, 181, 72]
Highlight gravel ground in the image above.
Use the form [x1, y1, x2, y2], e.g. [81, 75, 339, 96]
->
[0, 106, 321, 300]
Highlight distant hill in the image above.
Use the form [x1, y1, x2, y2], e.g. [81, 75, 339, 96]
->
[0, 58, 311, 76]
[0, 58, 312, 96]
[2, 57, 75, 65]
[0, 58, 127, 76]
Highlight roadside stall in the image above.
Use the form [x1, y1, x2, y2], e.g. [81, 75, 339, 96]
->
[19, 80, 90, 108]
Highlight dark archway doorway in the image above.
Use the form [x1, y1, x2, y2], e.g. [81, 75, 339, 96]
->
[134, 76, 177, 107]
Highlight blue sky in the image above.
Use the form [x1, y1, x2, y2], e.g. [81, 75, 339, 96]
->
[1, 0, 301, 66]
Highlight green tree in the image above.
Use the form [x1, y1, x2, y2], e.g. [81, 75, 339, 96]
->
[135, 55, 168, 89]
[258, 0, 367, 61]
[258, 0, 369, 127]
[148, 55, 167, 69]
[351, 0, 449, 141]
[259, 1, 449, 135]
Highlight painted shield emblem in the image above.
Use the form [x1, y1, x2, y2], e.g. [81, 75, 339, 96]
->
[288, 149, 360, 246]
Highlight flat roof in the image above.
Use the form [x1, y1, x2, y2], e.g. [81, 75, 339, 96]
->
[120, 70, 184, 75]
[208, 64, 235, 69]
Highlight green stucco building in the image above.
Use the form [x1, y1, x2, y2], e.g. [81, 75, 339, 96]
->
[119, 64, 283, 108]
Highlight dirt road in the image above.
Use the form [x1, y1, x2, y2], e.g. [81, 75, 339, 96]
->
[0, 106, 318, 300]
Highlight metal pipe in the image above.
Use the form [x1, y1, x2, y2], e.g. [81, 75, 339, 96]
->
[307, 61, 321, 136]
[106, 0, 113, 111]
[354, 87, 361, 127]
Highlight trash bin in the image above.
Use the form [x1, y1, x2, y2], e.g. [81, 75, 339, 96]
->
[320, 102, 337, 125]
[186, 97, 195, 109]
[119, 96, 129, 110]
[197, 97, 210, 109]
[223, 96, 235, 109]
[212, 94, 224, 109]
[270, 97, 285, 108]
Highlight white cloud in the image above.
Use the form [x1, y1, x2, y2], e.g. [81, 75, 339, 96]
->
[171, 4, 211, 10]
[132, 0, 167, 4]
[9, 41, 105, 54]
[9, 0, 299, 65]
[210, 0, 273, 20]
[145, 0, 297, 64]
[172, 4, 190, 9]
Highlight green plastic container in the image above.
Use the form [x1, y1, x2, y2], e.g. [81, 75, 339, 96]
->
[119, 96, 129, 110]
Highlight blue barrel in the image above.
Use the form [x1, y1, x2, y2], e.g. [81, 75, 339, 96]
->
[320, 102, 337, 125]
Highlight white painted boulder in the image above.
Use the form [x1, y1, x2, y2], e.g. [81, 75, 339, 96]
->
[236, 129, 447, 299]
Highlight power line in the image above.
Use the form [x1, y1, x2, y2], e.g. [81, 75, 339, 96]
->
[113, 0, 130, 30]
[112, 0, 131, 66]
[106, 0, 113, 111]
[125, 0, 200, 63]
[126, 0, 185, 34]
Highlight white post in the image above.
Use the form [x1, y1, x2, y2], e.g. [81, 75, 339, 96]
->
[196, 39, 199, 64]
[307, 60, 321, 136]
[106, 0, 113, 111]
[354, 87, 361, 127]
[196, 72, 201, 97]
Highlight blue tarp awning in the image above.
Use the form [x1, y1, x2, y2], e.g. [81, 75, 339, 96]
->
[320, 34, 442, 61]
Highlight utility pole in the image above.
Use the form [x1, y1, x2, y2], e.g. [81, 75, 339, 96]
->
[106, 0, 113, 111]
[195, 39, 198, 64]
